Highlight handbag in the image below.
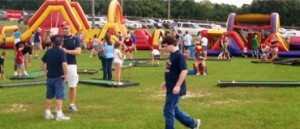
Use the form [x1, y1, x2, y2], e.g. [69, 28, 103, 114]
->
[98, 46, 106, 59]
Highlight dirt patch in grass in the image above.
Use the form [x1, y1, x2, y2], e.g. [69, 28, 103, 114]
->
[198, 99, 241, 106]
[154, 91, 213, 99]
[81, 104, 105, 110]
[5, 103, 28, 113]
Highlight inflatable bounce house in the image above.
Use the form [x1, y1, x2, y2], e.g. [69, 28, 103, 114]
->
[207, 12, 300, 57]
[0, 0, 92, 49]
[133, 29, 164, 50]
[97, 0, 127, 41]
[0, 0, 127, 48]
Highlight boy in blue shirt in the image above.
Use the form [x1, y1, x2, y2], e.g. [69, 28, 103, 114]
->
[161, 35, 200, 129]
[41, 35, 69, 121]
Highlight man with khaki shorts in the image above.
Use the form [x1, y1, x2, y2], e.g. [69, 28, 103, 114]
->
[34, 27, 42, 59]
[61, 21, 81, 112]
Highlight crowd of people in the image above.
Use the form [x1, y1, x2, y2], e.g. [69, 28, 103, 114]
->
[0, 21, 283, 128]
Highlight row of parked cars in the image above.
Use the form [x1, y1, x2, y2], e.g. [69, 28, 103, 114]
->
[86, 16, 225, 35]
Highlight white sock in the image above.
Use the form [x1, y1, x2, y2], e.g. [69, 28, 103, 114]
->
[56, 110, 63, 116]
[70, 103, 75, 106]
[45, 109, 51, 114]
[24, 71, 28, 74]
[14, 71, 17, 75]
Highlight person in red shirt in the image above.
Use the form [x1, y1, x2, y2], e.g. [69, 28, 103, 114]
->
[16, 43, 25, 77]
[123, 36, 134, 59]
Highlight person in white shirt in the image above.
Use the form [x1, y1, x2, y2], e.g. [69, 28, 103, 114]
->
[150, 47, 161, 65]
[112, 42, 124, 85]
[201, 34, 208, 58]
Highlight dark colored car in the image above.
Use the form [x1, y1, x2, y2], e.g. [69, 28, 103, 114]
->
[18, 15, 32, 25]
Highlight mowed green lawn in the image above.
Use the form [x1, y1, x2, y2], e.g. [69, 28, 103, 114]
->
[0, 49, 300, 129]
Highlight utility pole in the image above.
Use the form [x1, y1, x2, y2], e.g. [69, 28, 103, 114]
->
[121, 0, 123, 15]
[91, 0, 95, 28]
[168, 0, 170, 20]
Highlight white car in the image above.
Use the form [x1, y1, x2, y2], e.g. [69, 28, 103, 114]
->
[177, 22, 206, 35]
[282, 30, 300, 38]
[198, 23, 214, 30]
[87, 16, 107, 28]
[126, 19, 142, 29]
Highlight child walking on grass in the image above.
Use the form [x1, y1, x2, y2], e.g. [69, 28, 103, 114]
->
[90, 34, 99, 57]
[160, 35, 200, 129]
[113, 42, 124, 85]
[16, 44, 25, 77]
[150, 47, 161, 65]
[0, 51, 7, 81]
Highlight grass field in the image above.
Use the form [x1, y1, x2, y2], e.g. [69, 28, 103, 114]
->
[0, 49, 300, 129]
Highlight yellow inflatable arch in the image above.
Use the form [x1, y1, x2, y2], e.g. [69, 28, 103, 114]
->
[98, 0, 127, 42]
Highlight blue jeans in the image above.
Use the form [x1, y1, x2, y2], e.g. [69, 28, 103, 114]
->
[178, 43, 183, 53]
[101, 58, 113, 80]
[46, 77, 66, 99]
[164, 93, 195, 129]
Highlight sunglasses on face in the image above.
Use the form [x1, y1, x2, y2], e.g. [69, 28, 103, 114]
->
[63, 28, 69, 30]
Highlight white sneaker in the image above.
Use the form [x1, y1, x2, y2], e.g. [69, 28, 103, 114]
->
[23, 71, 28, 76]
[69, 105, 78, 112]
[193, 119, 201, 129]
[117, 82, 123, 85]
[113, 82, 117, 85]
[56, 114, 70, 121]
[45, 113, 54, 120]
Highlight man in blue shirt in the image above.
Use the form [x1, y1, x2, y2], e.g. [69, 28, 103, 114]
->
[33, 27, 42, 58]
[129, 31, 137, 53]
[61, 21, 81, 112]
[14, 29, 21, 46]
[161, 35, 200, 129]
[41, 35, 70, 121]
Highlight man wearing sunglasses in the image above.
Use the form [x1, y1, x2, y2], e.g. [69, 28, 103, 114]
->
[61, 21, 81, 112]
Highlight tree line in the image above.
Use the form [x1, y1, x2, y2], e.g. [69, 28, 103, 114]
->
[1, 0, 300, 26]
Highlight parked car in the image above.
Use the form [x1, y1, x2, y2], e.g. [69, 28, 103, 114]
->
[162, 20, 173, 29]
[0, 11, 6, 20]
[197, 23, 214, 30]
[126, 19, 142, 29]
[87, 16, 107, 28]
[147, 19, 163, 29]
[282, 30, 300, 38]
[18, 15, 32, 25]
[177, 22, 206, 35]
[139, 19, 154, 29]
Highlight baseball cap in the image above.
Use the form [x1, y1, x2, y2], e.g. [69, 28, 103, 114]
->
[61, 21, 71, 27]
